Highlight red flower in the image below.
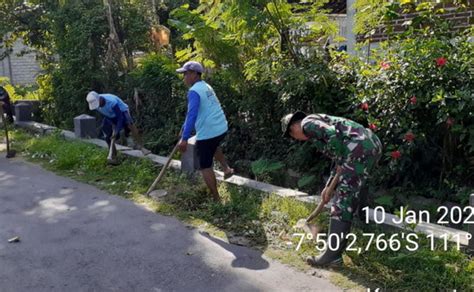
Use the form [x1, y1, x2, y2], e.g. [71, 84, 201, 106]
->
[391, 150, 401, 160]
[380, 61, 390, 70]
[369, 123, 377, 131]
[410, 96, 417, 105]
[360, 102, 369, 111]
[435, 57, 447, 67]
[446, 117, 455, 127]
[404, 132, 415, 143]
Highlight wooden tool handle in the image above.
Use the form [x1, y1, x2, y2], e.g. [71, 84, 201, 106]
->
[145, 142, 179, 196]
[107, 137, 116, 160]
[306, 170, 342, 223]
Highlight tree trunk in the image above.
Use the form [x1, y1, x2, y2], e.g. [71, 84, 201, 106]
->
[103, 0, 132, 73]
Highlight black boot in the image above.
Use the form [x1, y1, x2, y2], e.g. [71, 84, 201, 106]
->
[306, 218, 351, 267]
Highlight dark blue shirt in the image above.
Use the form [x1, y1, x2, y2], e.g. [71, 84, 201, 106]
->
[182, 90, 200, 141]
[102, 104, 125, 135]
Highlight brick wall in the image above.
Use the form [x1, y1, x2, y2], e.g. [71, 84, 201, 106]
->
[0, 39, 41, 85]
[357, 3, 474, 43]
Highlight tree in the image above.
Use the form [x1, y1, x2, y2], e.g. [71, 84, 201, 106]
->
[0, 0, 153, 126]
[169, 0, 338, 83]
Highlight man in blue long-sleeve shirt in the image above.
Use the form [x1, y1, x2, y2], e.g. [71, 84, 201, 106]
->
[177, 61, 234, 201]
[86, 91, 149, 164]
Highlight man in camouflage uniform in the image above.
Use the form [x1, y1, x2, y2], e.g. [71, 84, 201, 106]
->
[281, 111, 382, 266]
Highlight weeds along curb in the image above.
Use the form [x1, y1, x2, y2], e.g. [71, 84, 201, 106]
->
[14, 121, 473, 247]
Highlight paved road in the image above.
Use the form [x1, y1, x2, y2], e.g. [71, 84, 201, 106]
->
[0, 155, 340, 292]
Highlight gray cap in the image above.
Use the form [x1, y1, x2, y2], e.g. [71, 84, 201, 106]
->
[176, 61, 204, 73]
[281, 111, 307, 137]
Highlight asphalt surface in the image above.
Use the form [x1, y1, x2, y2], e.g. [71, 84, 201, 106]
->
[0, 154, 340, 292]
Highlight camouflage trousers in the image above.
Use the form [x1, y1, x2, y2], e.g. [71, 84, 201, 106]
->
[330, 129, 383, 222]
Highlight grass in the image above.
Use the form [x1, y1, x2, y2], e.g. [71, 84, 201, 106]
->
[2, 128, 473, 291]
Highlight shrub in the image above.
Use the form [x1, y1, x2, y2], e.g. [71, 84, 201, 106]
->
[334, 3, 474, 203]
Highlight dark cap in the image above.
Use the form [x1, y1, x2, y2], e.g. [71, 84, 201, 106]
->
[281, 111, 307, 137]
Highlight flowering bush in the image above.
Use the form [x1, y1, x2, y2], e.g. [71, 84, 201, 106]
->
[333, 6, 473, 200]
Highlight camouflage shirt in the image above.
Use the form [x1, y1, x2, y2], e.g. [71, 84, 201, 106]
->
[302, 114, 378, 165]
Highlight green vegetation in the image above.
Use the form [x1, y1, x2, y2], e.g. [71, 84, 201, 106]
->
[341, 2, 474, 209]
[2, 129, 472, 290]
[0, 77, 39, 101]
[1, 1, 472, 209]
[1, 1, 473, 288]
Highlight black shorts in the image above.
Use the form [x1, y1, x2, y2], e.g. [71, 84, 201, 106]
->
[196, 132, 227, 169]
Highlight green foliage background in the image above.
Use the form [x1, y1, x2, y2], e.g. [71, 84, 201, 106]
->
[0, 0, 473, 207]
[1, 1, 473, 289]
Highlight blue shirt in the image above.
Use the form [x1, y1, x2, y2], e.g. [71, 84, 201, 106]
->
[97, 94, 129, 134]
[97, 94, 129, 118]
[181, 80, 227, 141]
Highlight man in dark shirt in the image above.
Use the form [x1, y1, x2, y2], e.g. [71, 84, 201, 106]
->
[0, 86, 14, 123]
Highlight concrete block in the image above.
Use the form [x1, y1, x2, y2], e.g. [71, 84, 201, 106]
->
[15, 100, 41, 121]
[180, 136, 199, 174]
[14, 102, 32, 122]
[73, 114, 97, 138]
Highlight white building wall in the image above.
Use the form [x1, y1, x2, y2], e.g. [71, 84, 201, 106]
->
[0, 39, 41, 85]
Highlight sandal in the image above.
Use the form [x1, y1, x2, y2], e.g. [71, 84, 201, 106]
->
[223, 168, 234, 180]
